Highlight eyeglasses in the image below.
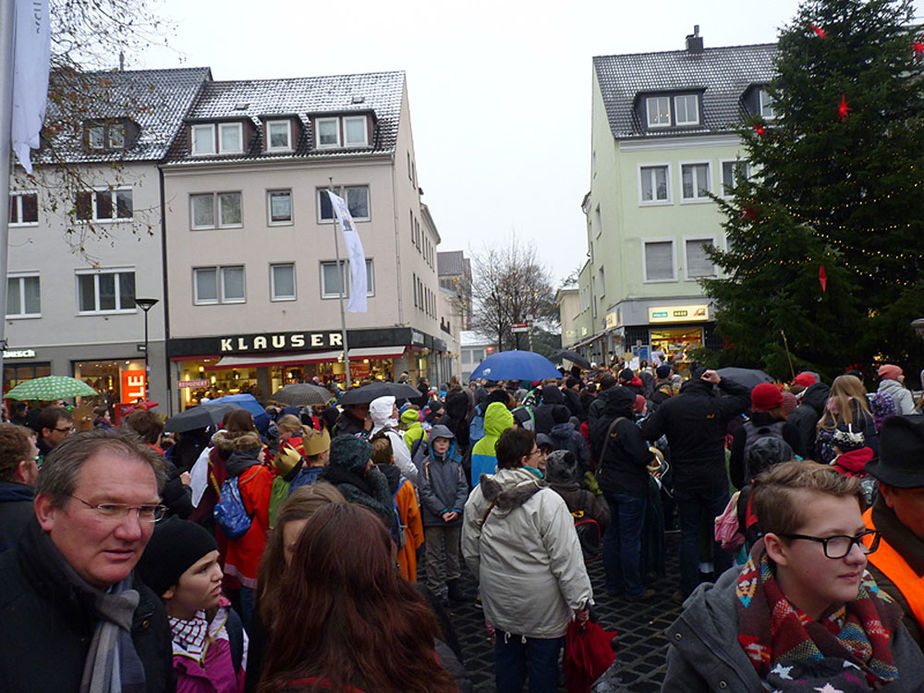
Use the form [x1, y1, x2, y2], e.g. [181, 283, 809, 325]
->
[779, 529, 880, 559]
[70, 495, 166, 523]
[528, 448, 543, 458]
[53, 426, 75, 434]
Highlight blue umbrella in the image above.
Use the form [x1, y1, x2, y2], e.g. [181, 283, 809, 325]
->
[203, 394, 270, 432]
[470, 350, 562, 382]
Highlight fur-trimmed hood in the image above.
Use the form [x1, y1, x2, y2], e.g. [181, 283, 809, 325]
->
[478, 468, 545, 516]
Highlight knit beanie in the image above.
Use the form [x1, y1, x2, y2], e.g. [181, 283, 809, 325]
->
[877, 364, 903, 381]
[750, 383, 783, 412]
[329, 434, 372, 475]
[792, 372, 818, 388]
[656, 364, 671, 379]
[136, 516, 218, 598]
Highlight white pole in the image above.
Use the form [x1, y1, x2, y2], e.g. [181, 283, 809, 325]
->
[0, 0, 17, 401]
[328, 179, 351, 388]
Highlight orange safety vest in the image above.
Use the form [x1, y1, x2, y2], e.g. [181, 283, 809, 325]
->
[863, 507, 924, 628]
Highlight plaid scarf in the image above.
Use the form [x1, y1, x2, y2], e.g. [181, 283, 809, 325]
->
[169, 612, 209, 660]
[736, 539, 901, 690]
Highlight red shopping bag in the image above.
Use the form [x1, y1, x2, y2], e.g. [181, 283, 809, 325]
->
[563, 618, 617, 693]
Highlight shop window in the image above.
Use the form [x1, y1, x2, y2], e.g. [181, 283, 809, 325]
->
[76, 188, 133, 222]
[194, 266, 245, 304]
[6, 274, 40, 318]
[685, 238, 716, 279]
[9, 192, 38, 226]
[270, 263, 296, 301]
[76, 269, 135, 313]
[317, 185, 370, 222]
[267, 190, 292, 225]
[320, 259, 374, 299]
[643, 240, 675, 282]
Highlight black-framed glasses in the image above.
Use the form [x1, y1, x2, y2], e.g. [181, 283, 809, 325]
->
[70, 495, 166, 523]
[779, 529, 880, 559]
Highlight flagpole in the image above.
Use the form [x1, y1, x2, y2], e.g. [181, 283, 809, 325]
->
[0, 0, 17, 400]
[329, 179, 352, 388]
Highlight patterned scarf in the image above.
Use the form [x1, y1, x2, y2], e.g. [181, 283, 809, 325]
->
[169, 611, 209, 660]
[736, 539, 901, 690]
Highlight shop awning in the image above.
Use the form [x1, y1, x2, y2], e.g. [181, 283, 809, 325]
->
[207, 346, 406, 370]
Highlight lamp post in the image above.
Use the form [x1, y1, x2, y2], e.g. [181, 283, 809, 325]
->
[134, 298, 158, 400]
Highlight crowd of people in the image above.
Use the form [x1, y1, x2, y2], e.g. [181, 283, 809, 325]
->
[0, 358, 922, 692]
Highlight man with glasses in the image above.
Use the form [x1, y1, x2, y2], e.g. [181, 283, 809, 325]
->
[664, 460, 923, 689]
[33, 404, 74, 461]
[0, 423, 40, 552]
[863, 414, 924, 646]
[0, 429, 174, 692]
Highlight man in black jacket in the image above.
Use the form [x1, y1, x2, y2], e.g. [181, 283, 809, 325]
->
[0, 423, 39, 553]
[787, 381, 830, 459]
[640, 368, 749, 598]
[0, 430, 174, 692]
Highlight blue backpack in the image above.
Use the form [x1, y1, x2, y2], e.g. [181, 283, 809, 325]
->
[214, 475, 253, 540]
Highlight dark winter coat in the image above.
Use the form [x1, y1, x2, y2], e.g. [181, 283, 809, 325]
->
[0, 481, 34, 553]
[332, 410, 367, 438]
[728, 412, 801, 489]
[787, 382, 830, 458]
[640, 377, 750, 495]
[562, 387, 586, 422]
[0, 519, 174, 693]
[590, 387, 654, 497]
[437, 390, 472, 452]
[548, 422, 591, 472]
[417, 441, 469, 527]
[533, 385, 566, 435]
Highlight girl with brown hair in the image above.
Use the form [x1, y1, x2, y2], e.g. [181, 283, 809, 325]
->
[257, 503, 460, 693]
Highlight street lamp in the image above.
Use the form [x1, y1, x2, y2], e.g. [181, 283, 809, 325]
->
[135, 298, 158, 400]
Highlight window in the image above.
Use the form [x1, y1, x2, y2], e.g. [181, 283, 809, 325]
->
[759, 88, 776, 119]
[76, 188, 133, 222]
[270, 263, 296, 301]
[681, 163, 711, 200]
[266, 121, 291, 151]
[673, 94, 700, 126]
[343, 116, 368, 146]
[109, 123, 125, 149]
[191, 124, 215, 155]
[721, 160, 749, 197]
[6, 274, 40, 317]
[643, 241, 675, 282]
[193, 266, 245, 304]
[218, 123, 243, 154]
[317, 186, 370, 221]
[685, 238, 716, 279]
[85, 121, 130, 151]
[640, 165, 669, 203]
[320, 259, 374, 298]
[598, 267, 605, 297]
[266, 190, 293, 225]
[88, 125, 106, 150]
[9, 192, 38, 226]
[316, 118, 340, 148]
[76, 269, 135, 313]
[190, 192, 242, 229]
[646, 96, 671, 127]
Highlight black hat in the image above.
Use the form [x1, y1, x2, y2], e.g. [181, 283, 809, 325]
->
[656, 364, 672, 379]
[136, 516, 218, 597]
[864, 415, 924, 488]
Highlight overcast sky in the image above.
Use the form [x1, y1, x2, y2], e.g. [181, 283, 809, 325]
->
[133, 0, 914, 284]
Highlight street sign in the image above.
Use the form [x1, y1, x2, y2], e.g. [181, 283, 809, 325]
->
[511, 323, 529, 333]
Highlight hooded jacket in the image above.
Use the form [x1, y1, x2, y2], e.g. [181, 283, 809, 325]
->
[589, 387, 653, 497]
[548, 416, 591, 473]
[469, 403, 514, 487]
[222, 449, 274, 587]
[399, 407, 425, 454]
[877, 378, 916, 416]
[545, 451, 610, 531]
[417, 427, 469, 527]
[461, 467, 593, 639]
[787, 382, 830, 458]
[533, 385, 565, 435]
[0, 481, 34, 554]
[369, 396, 418, 484]
[437, 390, 472, 452]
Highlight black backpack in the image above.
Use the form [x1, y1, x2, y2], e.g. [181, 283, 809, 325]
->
[741, 420, 786, 477]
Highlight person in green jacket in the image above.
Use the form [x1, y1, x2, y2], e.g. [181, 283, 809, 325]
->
[400, 405, 425, 455]
[470, 402, 514, 486]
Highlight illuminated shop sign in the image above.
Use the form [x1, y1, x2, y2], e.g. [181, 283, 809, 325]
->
[219, 331, 343, 353]
[648, 305, 709, 324]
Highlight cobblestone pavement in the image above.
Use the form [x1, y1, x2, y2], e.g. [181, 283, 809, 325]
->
[443, 532, 683, 692]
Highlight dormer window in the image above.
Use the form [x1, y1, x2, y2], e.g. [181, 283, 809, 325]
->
[88, 125, 106, 150]
[673, 94, 700, 126]
[758, 88, 776, 119]
[218, 123, 242, 154]
[316, 118, 340, 148]
[190, 122, 244, 156]
[643, 93, 701, 129]
[191, 125, 215, 155]
[343, 116, 368, 146]
[109, 123, 125, 148]
[646, 97, 671, 128]
[84, 120, 132, 152]
[266, 120, 291, 151]
[314, 114, 370, 149]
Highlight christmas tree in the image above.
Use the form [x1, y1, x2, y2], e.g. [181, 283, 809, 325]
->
[704, 0, 924, 380]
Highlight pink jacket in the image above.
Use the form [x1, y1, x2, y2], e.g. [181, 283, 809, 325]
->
[173, 606, 246, 693]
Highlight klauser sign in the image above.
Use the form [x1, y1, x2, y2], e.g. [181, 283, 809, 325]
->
[219, 331, 343, 353]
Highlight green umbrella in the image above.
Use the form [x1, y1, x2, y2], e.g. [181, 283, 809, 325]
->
[6, 375, 99, 400]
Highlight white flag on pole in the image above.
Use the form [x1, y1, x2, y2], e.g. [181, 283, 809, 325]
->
[11, 0, 51, 174]
[326, 190, 367, 313]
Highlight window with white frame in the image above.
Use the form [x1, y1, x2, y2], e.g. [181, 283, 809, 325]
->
[190, 192, 242, 229]
[721, 160, 749, 197]
[640, 165, 669, 203]
[685, 238, 716, 279]
[266, 120, 291, 151]
[109, 123, 125, 149]
[76, 269, 135, 313]
[191, 124, 216, 155]
[681, 163, 711, 200]
[646, 96, 671, 128]
[88, 125, 106, 150]
[317, 186, 370, 221]
[674, 94, 700, 126]
[643, 241, 675, 282]
[267, 190, 292, 225]
[76, 188, 133, 222]
[320, 259, 374, 299]
[193, 266, 245, 304]
[218, 123, 243, 154]
[6, 274, 40, 317]
[343, 115, 368, 146]
[9, 192, 38, 225]
[316, 118, 340, 148]
[270, 263, 296, 301]
[759, 88, 776, 119]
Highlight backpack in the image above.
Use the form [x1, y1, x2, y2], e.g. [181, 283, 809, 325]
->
[213, 471, 256, 540]
[390, 480, 407, 550]
[571, 508, 602, 562]
[469, 404, 486, 446]
[714, 491, 744, 552]
[868, 391, 897, 432]
[741, 420, 786, 476]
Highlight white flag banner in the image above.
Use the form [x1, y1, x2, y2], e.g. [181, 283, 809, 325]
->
[11, 0, 51, 174]
[326, 190, 368, 313]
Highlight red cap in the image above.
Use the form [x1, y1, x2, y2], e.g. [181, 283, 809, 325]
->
[877, 364, 902, 381]
[792, 372, 817, 388]
[751, 383, 783, 412]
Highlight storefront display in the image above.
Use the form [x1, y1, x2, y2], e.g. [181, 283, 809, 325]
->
[73, 359, 147, 404]
[649, 327, 703, 365]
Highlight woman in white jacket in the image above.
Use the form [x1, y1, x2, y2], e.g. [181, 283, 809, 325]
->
[368, 395, 418, 484]
[462, 427, 593, 693]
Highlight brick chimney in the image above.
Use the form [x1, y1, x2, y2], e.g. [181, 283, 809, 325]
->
[685, 25, 703, 53]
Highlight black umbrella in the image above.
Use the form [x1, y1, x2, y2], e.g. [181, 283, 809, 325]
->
[556, 349, 592, 371]
[716, 367, 773, 390]
[164, 402, 243, 433]
[270, 383, 335, 407]
[339, 382, 422, 406]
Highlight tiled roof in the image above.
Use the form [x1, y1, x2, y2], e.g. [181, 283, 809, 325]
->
[38, 67, 211, 164]
[165, 71, 405, 164]
[437, 250, 467, 277]
[593, 43, 776, 139]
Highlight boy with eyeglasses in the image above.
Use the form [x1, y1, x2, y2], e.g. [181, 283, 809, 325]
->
[664, 460, 923, 691]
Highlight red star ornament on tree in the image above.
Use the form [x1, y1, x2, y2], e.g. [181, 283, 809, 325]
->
[753, 122, 766, 137]
[740, 206, 757, 221]
[810, 23, 829, 38]
[913, 41, 924, 56]
[819, 265, 828, 292]
[838, 94, 851, 121]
